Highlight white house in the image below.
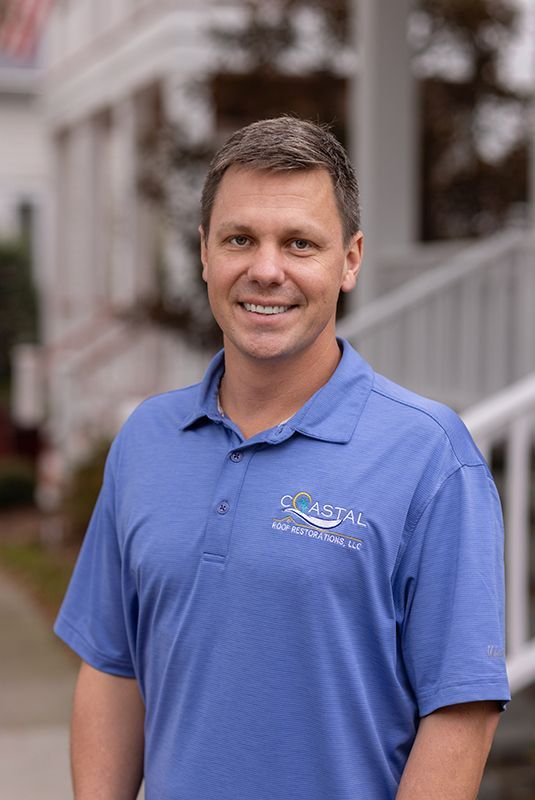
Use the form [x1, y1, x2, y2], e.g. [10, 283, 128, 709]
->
[0, 51, 50, 236]
[0, 49, 51, 433]
[20, 0, 361, 464]
[9, 0, 535, 715]
[0, 50, 50, 304]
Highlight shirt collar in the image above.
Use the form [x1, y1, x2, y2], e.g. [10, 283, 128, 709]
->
[289, 339, 374, 443]
[178, 349, 226, 431]
[178, 338, 374, 444]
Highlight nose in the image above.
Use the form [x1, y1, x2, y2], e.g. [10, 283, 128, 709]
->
[246, 243, 285, 285]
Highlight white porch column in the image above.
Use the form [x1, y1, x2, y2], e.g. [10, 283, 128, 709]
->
[39, 133, 61, 349]
[531, 92, 535, 230]
[109, 96, 138, 309]
[530, 3, 535, 231]
[55, 120, 98, 332]
[160, 74, 215, 296]
[350, 0, 417, 306]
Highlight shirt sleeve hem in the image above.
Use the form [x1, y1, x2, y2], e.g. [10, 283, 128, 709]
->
[54, 614, 136, 679]
[417, 681, 511, 717]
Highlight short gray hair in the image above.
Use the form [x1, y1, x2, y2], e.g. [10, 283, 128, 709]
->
[201, 116, 361, 244]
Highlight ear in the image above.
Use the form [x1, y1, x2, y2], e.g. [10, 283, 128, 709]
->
[199, 225, 209, 282]
[340, 231, 363, 294]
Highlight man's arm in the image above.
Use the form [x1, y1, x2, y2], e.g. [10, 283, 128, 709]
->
[71, 661, 145, 800]
[396, 701, 500, 800]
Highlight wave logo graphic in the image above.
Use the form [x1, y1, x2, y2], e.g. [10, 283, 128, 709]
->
[284, 491, 343, 530]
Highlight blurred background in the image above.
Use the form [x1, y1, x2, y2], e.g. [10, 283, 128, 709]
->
[0, 1, 534, 797]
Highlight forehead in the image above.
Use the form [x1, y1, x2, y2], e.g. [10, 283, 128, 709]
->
[209, 166, 342, 234]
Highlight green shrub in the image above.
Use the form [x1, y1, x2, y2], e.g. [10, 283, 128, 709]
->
[0, 238, 38, 384]
[0, 541, 78, 619]
[63, 441, 111, 542]
[0, 457, 35, 509]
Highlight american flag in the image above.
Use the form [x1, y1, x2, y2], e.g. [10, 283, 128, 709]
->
[0, 0, 53, 61]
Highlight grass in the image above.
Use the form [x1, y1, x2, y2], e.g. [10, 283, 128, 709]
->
[0, 540, 78, 620]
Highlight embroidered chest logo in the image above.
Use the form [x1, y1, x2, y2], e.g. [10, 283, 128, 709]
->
[272, 491, 367, 552]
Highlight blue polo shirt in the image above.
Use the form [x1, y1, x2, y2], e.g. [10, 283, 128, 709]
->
[55, 339, 509, 799]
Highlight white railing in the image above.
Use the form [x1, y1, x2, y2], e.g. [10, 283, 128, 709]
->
[47, 319, 154, 465]
[463, 374, 535, 695]
[338, 229, 535, 410]
[338, 228, 535, 694]
[47, 318, 209, 468]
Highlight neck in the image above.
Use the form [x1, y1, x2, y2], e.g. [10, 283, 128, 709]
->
[219, 337, 342, 439]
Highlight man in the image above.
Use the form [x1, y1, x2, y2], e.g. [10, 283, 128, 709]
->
[55, 116, 510, 799]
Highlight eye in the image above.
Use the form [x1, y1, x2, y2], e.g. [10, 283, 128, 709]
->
[229, 235, 250, 247]
[291, 239, 312, 251]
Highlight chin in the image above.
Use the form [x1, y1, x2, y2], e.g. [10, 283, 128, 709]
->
[243, 346, 290, 362]
[234, 337, 298, 363]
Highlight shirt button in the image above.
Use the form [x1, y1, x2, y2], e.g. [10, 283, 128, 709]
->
[230, 451, 243, 462]
[217, 501, 230, 515]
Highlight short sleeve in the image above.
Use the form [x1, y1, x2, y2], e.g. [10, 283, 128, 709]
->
[54, 438, 136, 677]
[394, 463, 510, 717]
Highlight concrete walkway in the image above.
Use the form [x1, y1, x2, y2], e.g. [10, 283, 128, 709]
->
[0, 569, 76, 798]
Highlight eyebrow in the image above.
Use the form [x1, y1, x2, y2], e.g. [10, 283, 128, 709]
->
[214, 222, 256, 237]
[214, 221, 327, 242]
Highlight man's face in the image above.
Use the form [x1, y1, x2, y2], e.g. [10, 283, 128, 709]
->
[200, 166, 362, 366]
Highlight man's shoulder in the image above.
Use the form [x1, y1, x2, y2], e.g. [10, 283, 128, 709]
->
[367, 371, 484, 468]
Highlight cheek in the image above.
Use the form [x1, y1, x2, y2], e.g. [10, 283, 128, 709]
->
[207, 255, 242, 285]
[205, 271, 238, 323]
[206, 281, 224, 313]
[204, 262, 229, 295]
[311, 267, 344, 303]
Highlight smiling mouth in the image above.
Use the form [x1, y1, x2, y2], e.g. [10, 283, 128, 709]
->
[241, 302, 294, 315]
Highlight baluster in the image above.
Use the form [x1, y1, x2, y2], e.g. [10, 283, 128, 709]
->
[515, 241, 535, 378]
[459, 273, 481, 407]
[505, 415, 531, 656]
[488, 260, 510, 395]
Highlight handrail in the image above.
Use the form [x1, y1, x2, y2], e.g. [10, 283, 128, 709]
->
[462, 373, 535, 437]
[42, 310, 117, 365]
[337, 227, 535, 410]
[338, 228, 527, 340]
[462, 373, 535, 695]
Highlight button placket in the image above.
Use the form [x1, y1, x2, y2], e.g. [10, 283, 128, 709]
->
[202, 448, 252, 561]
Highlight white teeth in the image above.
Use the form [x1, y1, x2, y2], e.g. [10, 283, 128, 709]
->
[243, 303, 290, 315]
